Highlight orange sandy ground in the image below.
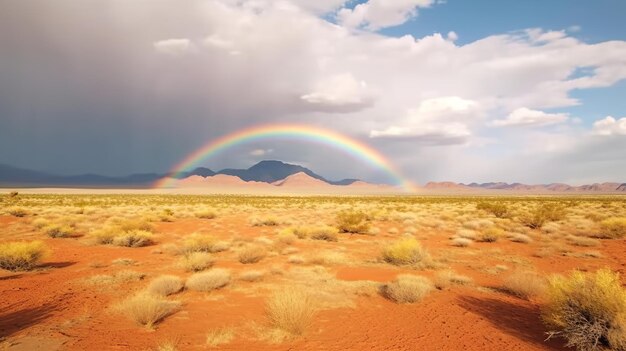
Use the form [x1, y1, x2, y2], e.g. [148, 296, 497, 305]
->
[0, 213, 624, 351]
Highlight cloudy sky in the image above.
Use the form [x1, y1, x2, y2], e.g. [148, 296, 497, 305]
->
[1, 0, 625, 185]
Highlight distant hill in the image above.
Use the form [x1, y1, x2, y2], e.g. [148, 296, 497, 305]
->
[424, 181, 626, 193]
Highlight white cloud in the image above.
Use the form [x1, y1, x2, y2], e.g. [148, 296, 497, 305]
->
[491, 107, 569, 127]
[250, 148, 273, 156]
[369, 96, 479, 144]
[337, 0, 434, 30]
[153, 38, 194, 55]
[300, 73, 375, 110]
[592, 116, 626, 135]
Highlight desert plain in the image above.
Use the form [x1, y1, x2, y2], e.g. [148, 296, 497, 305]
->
[0, 193, 625, 351]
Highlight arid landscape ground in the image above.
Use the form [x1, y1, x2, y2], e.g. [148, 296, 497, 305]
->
[0, 193, 624, 351]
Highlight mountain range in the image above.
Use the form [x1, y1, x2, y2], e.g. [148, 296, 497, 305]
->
[0, 161, 359, 188]
[424, 181, 626, 192]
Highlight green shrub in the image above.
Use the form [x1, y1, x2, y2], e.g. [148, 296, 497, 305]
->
[520, 203, 566, 229]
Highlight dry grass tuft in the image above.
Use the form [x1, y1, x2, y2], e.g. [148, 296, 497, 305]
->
[206, 327, 235, 347]
[434, 270, 473, 290]
[250, 216, 280, 227]
[239, 270, 265, 282]
[502, 270, 546, 300]
[181, 233, 221, 254]
[477, 227, 504, 242]
[148, 275, 184, 296]
[238, 245, 267, 264]
[565, 235, 600, 247]
[382, 274, 434, 303]
[381, 238, 430, 266]
[111, 230, 154, 247]
[266, 288, 316, 336]
[186, 269, 231, 291]
[308, 226, 339, 242]
[0, 241, 48, 271]
[7, 207, 28, 217]
[542, 268, 626, 351]
[451, 237, 473, 247]
[44, 224, 76, 238]
[178, 252, 214, 272]
[115, 292, 180, 328]
[509, 233, 532, 244]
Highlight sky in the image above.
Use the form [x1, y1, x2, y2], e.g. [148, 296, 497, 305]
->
[1, 0, 626, 185]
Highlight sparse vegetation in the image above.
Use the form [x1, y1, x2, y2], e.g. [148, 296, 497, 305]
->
[542, 268, 626, 351]
[206, 327, 235, 347]
[0, 241, 48, 271]
[382, 275, 434, 303]
[597, 217, 626, 239]
[476, 201, 510, 218]
[520, 203, 566, 229]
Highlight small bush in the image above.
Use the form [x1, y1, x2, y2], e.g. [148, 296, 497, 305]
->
[476, 202, 510, 218]
[276, 230, 297, 244]
[0, 241, 48, 271]
[542, 268, 626, 351]
[434, 270, 472, 290]
[44, 224, 75, 238]
[7, 207, 28, 217]
[502, 271, 546, 300]
[597, 217, 626, 239]
[179, 252, 214, 272]
[477, 227, 504, 242]
[250, 216, 280, 227]
[181, 233, 218, 253]
[196, 209, 217, 219]
[566, 235, 600, 247]
[451, 237, 472, 247]
[309, 226, 339, 242]
[382, 238, 429, 266]
[520, 203, 566, 229]
[186, 269, 231, 291]
[112, 230, 153, 247]
[510, 233, 532, 244]
[238, 245, 266, 264]
[336, 211, 370, 234]
[148, 275, 184, 296]
[382, 275, 434, 303]
[116, 292, 180, 328]
[266, 288, 316, 335]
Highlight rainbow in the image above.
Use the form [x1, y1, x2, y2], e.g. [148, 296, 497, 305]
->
[155, 123, 415, 191]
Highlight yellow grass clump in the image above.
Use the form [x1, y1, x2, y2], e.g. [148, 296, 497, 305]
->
[381, 238, 430, 266]
[0, 241, 48, 271]
[115, 292, 180, 328]
[308, 226, 339, 242]
[148, 275, 184, 296]
[502, 271, 546, 300]
[206, 327, 235, 347]
[44, 224, 76, 238]
[185, 269, 231, 291]
[266, 288, 316, 336]
[111, 230, 153, 247]
[181, 233, 220, 253]
[179, 252, 214, 272]
[542, 268, 626, 351]
[238, 245, 267, 264]
[383, 275, 434, 303]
